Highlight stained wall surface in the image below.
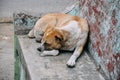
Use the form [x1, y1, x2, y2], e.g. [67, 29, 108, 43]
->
[75, 0, 120, 80]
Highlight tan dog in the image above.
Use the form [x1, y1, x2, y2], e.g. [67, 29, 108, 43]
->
[28, 13, 89, 67]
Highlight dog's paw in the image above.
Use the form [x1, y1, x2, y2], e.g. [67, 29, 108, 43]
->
[40, 53, 46, 57]
[66, 59, 75, 68]
[28, 29, 35, 38]
[40, 51, 49, 57]
[40, 50, 59, 57]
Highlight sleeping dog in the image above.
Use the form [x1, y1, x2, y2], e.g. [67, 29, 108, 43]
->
[28, 13, 89, 67]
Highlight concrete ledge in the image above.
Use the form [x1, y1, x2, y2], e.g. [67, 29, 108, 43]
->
[16, 35, 105, 80]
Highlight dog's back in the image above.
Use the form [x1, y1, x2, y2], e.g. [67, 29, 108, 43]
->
[28, 13, 88, 41]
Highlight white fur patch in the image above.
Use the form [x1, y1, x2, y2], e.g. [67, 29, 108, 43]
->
[61, 21, 81, 33]
[59, 21, 82, 50]
[40, 50, 59, 56]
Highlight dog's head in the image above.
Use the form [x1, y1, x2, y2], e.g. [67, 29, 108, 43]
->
[37, 26, 69, 52]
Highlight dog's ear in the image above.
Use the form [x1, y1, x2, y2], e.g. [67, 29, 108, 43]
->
[61, 30, 70, 41]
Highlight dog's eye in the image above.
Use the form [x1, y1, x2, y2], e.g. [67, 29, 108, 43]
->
[44, 42, 51, 46]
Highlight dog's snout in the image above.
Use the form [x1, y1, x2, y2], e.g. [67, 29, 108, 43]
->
[37, 47, 42, 52]
[37, 44, 45, 52]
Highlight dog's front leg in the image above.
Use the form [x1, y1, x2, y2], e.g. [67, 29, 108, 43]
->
[40, 50, 59, 56]
[67, 46, 83, 67]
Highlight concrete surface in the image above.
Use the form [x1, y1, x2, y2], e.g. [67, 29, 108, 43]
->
[0, 0, 73, 80]
[0, 23, 14, 80]
[17, 35, 105, 80]
[0, 0, 73, 17]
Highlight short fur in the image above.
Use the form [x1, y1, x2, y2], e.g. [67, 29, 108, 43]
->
[28, 13, 89, 67]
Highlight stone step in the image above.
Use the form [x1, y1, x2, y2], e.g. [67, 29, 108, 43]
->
[15, 35, 105, 80]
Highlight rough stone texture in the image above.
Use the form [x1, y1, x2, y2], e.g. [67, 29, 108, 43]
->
[0, 23, 14, 80]
[13, 12, 40, 35]
[16, 35, 105, 80]
[75, 0, 120, 80]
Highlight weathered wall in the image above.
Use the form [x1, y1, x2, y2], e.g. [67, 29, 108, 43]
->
[75, 0, 120, 80]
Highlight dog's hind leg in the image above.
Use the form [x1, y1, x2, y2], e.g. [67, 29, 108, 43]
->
[28, 29, 35, 38]
[67, 46, 83, 67]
